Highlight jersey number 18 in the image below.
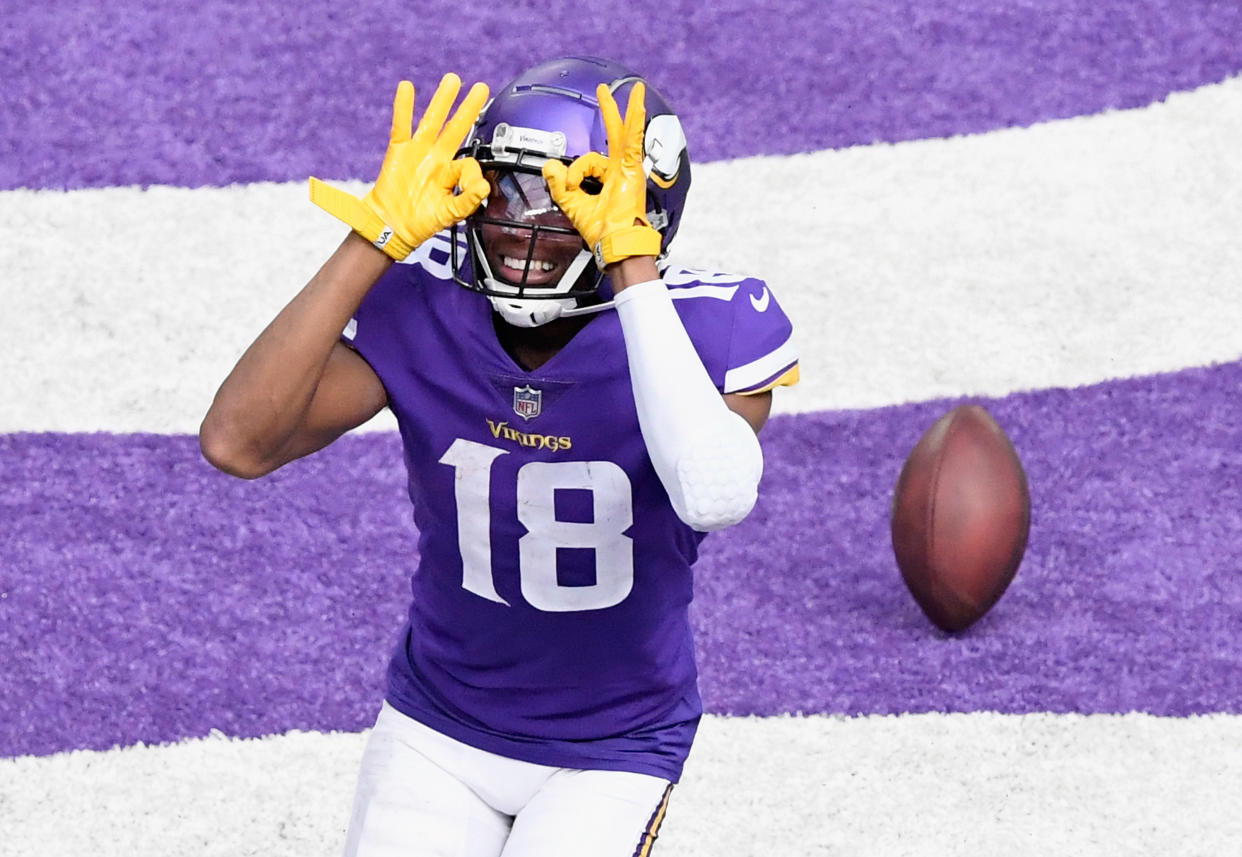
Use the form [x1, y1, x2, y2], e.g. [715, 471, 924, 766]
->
[439, 439, 635, 612]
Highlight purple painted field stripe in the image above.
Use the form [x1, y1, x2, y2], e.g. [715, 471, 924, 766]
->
[4, 1, 1241, 190]
[3, 361, 1241, 758]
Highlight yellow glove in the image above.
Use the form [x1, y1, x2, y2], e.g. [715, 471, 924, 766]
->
[542, 82, 662, 269]
[309, 74, 491, 261]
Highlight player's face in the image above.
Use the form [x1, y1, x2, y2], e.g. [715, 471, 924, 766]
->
[477, 170, 584, 288]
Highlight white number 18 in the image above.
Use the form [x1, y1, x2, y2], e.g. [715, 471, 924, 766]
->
[438, 438, 635, 612]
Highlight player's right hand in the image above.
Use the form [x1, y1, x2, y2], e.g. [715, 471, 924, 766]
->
[309, 74, 491, 261]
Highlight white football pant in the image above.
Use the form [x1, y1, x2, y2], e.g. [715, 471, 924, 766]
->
[343, 702, 674, 857]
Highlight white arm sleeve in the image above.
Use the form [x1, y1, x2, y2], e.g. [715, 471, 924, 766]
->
[614, 279, 764, 532]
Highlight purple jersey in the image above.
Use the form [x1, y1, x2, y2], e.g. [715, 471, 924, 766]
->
[344, 233, 798, 781]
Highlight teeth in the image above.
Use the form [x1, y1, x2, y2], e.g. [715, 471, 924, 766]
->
[502, 256, 555, 272]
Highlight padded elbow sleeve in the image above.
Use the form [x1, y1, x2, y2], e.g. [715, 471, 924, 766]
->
[615, 280, 764, 531]
[672, 409, 763, 530]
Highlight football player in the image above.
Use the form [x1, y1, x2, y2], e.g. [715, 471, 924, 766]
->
[200, 56, 799, 857]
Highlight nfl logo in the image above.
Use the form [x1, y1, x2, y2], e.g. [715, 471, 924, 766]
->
[513, 385, 542, 421]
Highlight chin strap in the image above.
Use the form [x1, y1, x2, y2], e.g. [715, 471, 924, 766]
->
[489, 295, 578, 328]
[614, 279, 763, 531]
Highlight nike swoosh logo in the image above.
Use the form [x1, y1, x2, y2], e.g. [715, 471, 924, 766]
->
[749, 286, 771, 312]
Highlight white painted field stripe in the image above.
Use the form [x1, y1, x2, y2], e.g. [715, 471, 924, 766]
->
[3, 713, 1239, 856]
[1, 75, 1239, 433]
[678, 72, 1242, 416]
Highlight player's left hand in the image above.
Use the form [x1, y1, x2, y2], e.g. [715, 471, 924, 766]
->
[543, 83, 662, 269]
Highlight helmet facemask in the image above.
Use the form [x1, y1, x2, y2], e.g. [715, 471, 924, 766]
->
[452, 155, 606, 327]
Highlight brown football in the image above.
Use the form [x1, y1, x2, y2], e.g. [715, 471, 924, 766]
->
[890, 405, 1031, 632]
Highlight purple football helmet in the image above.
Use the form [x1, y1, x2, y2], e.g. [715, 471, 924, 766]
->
[451, 56, 692, 327]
